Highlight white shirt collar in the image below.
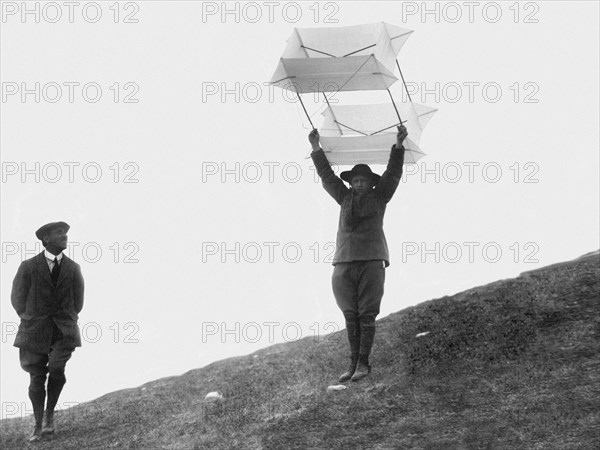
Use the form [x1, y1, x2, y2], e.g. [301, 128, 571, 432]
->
[44, 250, 63, 262]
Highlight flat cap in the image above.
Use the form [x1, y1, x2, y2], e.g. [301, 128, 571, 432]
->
[35, 221, 70, 240]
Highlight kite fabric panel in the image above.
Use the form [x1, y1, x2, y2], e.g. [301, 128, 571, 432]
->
[319, 134, 425, 166]
[269, 55, 397, 94]
[318, 102, 436, 164]
[280, 22, 413, 74]
[320, 102, 436, 145]
[411, 103, 437, 129]
[269, 22, 413, 94]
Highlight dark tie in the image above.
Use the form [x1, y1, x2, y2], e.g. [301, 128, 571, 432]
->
[51, 258, 60, 284]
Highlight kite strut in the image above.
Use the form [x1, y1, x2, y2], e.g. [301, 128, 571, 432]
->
[295, 91, 314, 129]
[396, 60, 412, 103]
[387, 88, 403, 124]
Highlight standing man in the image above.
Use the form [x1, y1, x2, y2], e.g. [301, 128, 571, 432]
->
[310, 126, 407, 382]
[11, 221, 84, 442]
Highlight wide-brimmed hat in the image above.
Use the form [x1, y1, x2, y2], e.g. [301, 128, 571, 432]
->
[35, 221, 70, 240]
[340, 164, 381, 185]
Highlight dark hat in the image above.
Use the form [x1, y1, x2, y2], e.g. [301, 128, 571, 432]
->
[35, 221, 70, 240]
[340, 164, 381, 185]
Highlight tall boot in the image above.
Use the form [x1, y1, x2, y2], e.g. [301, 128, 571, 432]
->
[351, 318, 376, 381]
[338, 317, 361, 383]
[43, 373, 66, 435]
[28, 378, 46, 442]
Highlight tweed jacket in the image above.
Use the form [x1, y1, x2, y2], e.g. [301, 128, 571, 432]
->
[11, 251, 84, 353]
[312, 145, 405, 267]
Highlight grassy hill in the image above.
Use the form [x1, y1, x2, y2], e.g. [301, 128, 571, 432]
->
[1, 251, 599, 449]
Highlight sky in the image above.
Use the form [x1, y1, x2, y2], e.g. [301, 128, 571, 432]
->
[1, 1, 598, 419]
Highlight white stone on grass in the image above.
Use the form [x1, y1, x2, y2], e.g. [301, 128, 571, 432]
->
[327, 385, 347, 391]
[204, 391, 224, 401]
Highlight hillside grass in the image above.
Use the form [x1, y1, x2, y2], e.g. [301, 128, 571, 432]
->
[1, 252, 598, 449]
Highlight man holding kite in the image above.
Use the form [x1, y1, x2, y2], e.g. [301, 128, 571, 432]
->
[310, 125, 407, 382]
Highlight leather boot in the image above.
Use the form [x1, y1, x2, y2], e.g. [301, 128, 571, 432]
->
[43, 373, 65, 435]
[28, 385, 45, 442]
[351, 354, 372, 381]
[351, 318, 376, 381]
[338, 355, 358, 383]
[42, 410, 55, 436]
[338, 317, 360, 382]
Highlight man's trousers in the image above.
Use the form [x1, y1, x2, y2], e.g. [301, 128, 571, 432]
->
[19, 322, 75, 424]
[332, 260, 385, 358]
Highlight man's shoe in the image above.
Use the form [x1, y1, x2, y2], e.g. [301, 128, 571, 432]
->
[29, 425, 43, 442]
[338, 359, 358, 383]
[351, 362, 371, 381]
[42, 412, 55, 435]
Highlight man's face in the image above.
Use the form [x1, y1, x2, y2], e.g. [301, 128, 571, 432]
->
[351, 175, 374, 196]
[44, 226, 68, 252]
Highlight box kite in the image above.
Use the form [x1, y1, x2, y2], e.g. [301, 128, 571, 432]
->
[269, 22, 436, 165]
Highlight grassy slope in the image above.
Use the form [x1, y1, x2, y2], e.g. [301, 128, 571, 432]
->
[1, 251, 598, 449]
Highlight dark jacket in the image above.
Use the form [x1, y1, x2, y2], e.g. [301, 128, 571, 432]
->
[311, 145, 405, 266]
[11, 252, 84, 353]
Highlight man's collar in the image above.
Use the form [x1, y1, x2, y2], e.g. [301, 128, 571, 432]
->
[44, 249, 63, 262]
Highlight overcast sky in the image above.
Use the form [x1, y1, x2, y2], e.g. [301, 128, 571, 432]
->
[1, 1, 598, 419]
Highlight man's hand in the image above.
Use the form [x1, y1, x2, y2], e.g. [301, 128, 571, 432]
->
[396, 125, 408, 148]
[308, 128, 320, 152]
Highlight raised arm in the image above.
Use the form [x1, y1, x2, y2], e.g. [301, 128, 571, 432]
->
[309, 129, 348, 205]
[375, 125, 407, 203]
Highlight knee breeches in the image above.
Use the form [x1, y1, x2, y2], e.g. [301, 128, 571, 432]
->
[331, 260, 385, 322]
